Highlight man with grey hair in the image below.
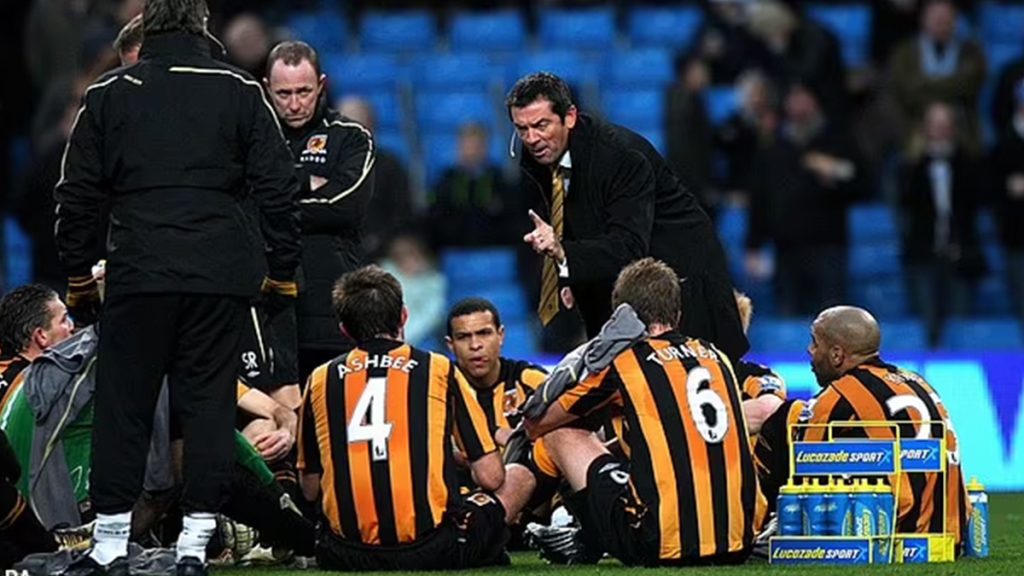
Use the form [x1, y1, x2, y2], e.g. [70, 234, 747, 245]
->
[113, 14, 143, 66]
[54, 0, 301, 574]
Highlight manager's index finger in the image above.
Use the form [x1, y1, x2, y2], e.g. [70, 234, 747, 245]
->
[528, 209, 547, 226]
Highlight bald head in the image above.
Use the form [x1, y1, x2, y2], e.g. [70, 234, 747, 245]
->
[808, 306, 881, 387]
[814, 306, 880, 355]
[337, 97, 375, 132]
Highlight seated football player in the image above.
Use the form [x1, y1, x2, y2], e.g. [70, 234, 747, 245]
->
[755, 306, 969, 549]
[523, 259, 761, 567]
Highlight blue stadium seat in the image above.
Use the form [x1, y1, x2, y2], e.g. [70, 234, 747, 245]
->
[604, 48, 674, 88]
[849, 203, 898, 245]
[634, 126, 666, 156]
[806, 4, 872, 42]
[977, 209, 998, 241]
[749, 319, 815, 354]
[502, 321, 539, 358]
[450, 10, 528, 52]
[705, 86, 738, 126]
[287, 11, 347, 52]
[421, 132, 459, 187]
[3, 217, 31, 288]
[325, 53, 406, 92]
[538, 7, 617, 50]
[374, 129, 411, 164]
[716, 204, 748, 247]
[602, 89, 664, 131]
[415, 91, 497, 132]
[516, 50, 601, 88]
[742, 280, 776, 318]
[360, 10, 437, 52]
[879, 320, 928, 352]
[441, 247, 518, 284]
[975, 276, 1012, 316]
[413, 53, 504, 90]
[849, 243, 902, 279]
[627, 6, 703, 49]
[984, 241, 1006, 274]
[985, 43, 1024, 77]
[448, 285, 530, 323]
[850, 278, 909, 319]
[940, 318, 1024, 351]
[980, 2, 1024, 44]
[806, 3, 872, 67]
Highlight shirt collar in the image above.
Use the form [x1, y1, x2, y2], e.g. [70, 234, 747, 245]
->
[558, 150, 573, 172]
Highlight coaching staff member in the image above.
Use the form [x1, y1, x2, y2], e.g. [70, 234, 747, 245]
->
[264, 40, 375, 390]
[53, 0, 301, 574]
[511, 72, 748, 360]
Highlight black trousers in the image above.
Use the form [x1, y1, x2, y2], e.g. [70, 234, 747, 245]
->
[91, 293, 246, 514]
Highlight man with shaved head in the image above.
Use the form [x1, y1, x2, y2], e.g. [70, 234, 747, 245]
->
[754, 306, 970, 553]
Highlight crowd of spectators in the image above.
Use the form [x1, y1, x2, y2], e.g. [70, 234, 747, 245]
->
[3, 0, 1024, 350]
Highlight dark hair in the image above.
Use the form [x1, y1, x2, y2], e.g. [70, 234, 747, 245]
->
[331, 266, 404, 342]
[505, 72, 574, 120]
[611, 258, 681, 328]
[266, 40, 322, 79]
[446, 298, 502, 336]
[114, 14, 144, 56]
[0, 285, 60, 355]
[143, 0, 209, 36]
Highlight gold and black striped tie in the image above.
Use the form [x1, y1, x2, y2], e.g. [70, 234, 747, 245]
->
[538, 168, 565, 326]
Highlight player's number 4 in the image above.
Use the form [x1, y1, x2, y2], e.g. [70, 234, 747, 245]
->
[348, 377, 393, 461]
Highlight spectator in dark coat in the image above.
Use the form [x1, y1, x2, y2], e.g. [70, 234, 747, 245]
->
[746, 83, 863, 317]
[745, 0, 849, 119]
[665, 56, 716, 216]
[989, 81, 1024, 330]
[900, 102, 986, 346]
[991, 56, 1024, 137]
[429, 123, 517, 249]
[715, 69, 779, 206]
[886, 0, 987, 156]
[337, 97, 414, 259]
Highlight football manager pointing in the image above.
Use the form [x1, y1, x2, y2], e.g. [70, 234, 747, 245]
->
[512, 72, 747, 359]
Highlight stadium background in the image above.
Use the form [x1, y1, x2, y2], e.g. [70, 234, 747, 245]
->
[1, 0, 1024, 496]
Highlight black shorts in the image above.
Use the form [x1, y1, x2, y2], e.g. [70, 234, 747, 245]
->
[238, 301, 304, 393]
[238, 305, 279, 392]
[315, 492, 509, 571]
[572, 455, 750, 567]
[568, 455, 656, 566]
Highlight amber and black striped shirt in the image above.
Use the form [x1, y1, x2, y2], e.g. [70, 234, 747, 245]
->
[735, 360, 787, 401]
[557, 332, 757, 561]
[467, 358, 547, 436]
[297, 338, 496, 545]
[800, 358, 968, 544]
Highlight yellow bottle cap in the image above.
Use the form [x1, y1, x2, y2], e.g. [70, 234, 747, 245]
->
[966, 477, 985, 492]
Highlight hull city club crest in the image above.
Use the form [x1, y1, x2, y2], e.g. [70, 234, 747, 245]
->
[304, 134, 328, 155]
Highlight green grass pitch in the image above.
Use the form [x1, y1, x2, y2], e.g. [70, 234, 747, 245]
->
[220, 493, 1022, 575]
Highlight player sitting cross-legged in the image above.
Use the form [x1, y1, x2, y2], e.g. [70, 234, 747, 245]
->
[754, 306, 970, 550]
[298, 266, 538, 571]
[522, 258, 760, 567]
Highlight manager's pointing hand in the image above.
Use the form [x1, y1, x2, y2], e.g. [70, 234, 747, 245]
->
[523, 209, 565, 262]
